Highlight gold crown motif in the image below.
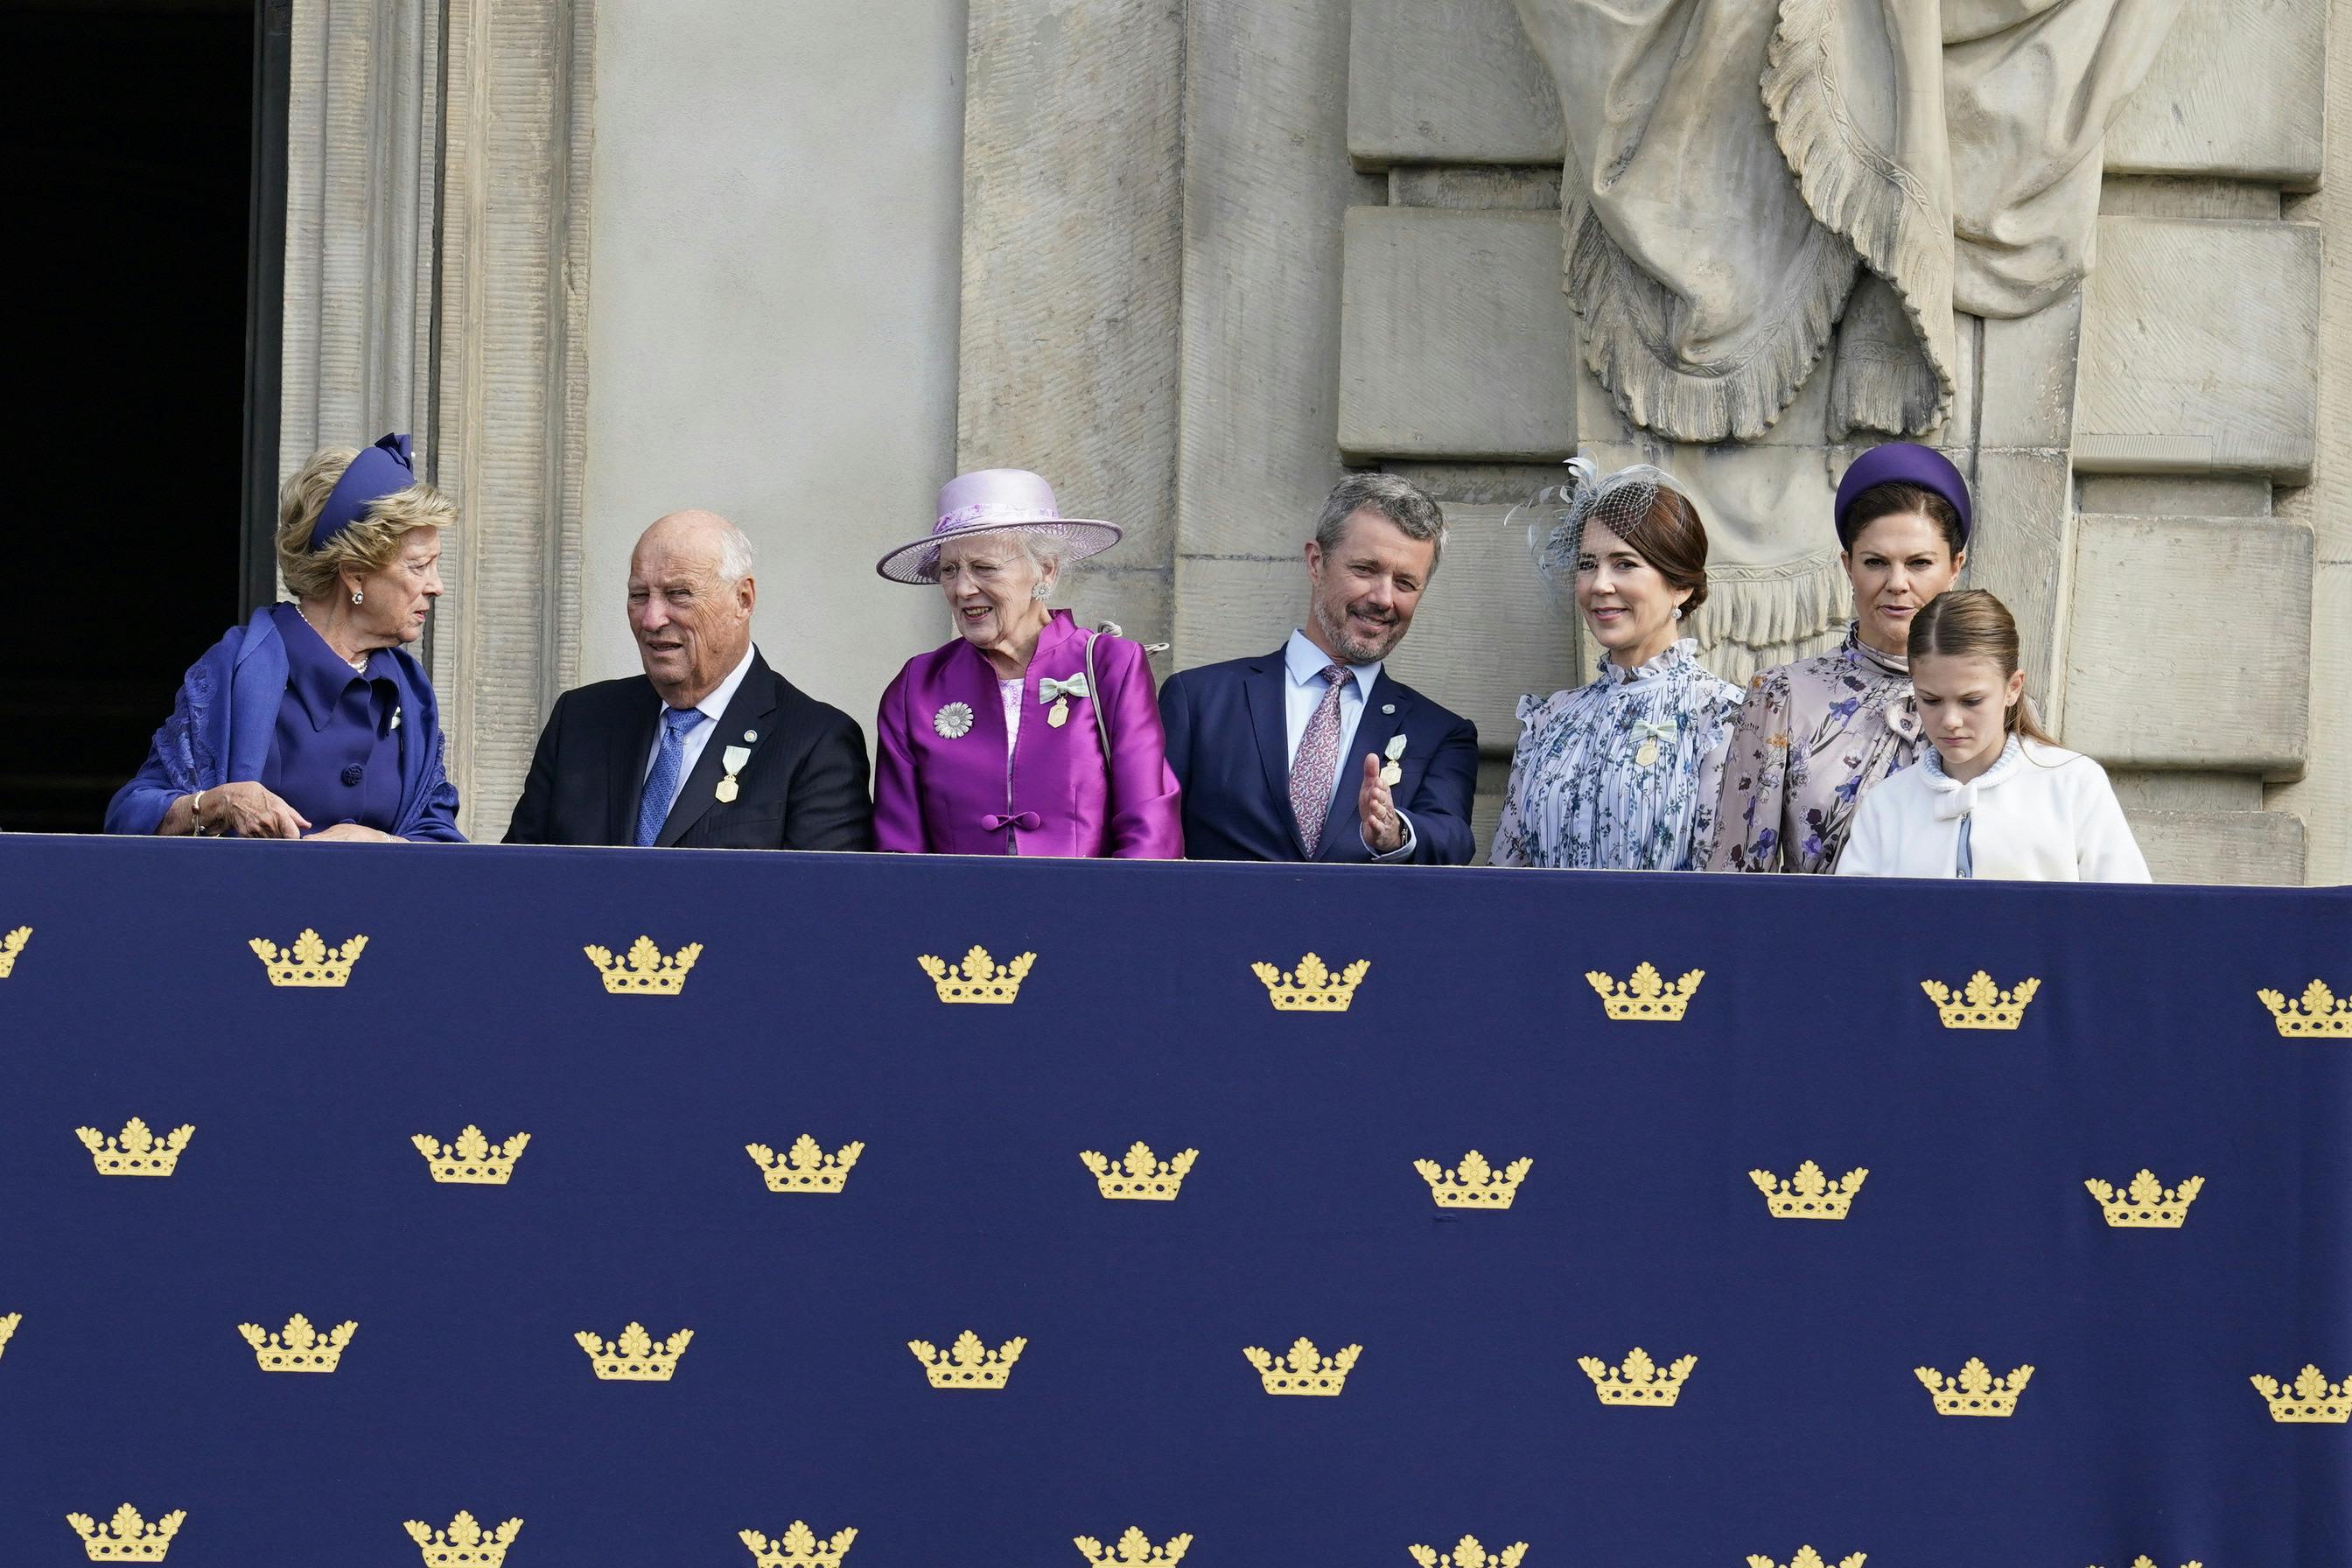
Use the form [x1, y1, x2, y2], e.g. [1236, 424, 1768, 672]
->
[413, 1127, 530, 1184]
[1578, 1348, 1696, 1407]
[2258, 979, 2351, 1038]
[918, 946, 1035, 1003]
[910, 1329, 1026, 1388]
[238, 1314, 356, 1372]
[1410, 1536, 1527, 1566]
[1584, 962, 1703, 1021]
[584, 936, 702, 996]
[1916, 1358, 2034, 1416]
[575, 1322, 692, 1380]
[739, 1522, 858, 1565]
[1751, 1162, 1868, 1220]
[2250, 1364, 2351, 1422]
[1921, 971, 2040, 1029]
[2085, 1170, 2202, 1228]
[1082, 1143, 1197, 1200]
[76, 1119, 193, 1177]
[0, 923, 31, 977]
[0, 1310, 18, 1362]
[1076, 1528, 1193, 1564]
[1749, 1550, 1865, 1568]
[2093, 1558, 2203, 1568]
[1250, 953, 1369, 1012]
[404, 1513, 522, 1566]
[748, 1136, 864, 1194]
[1244, 1337, 1361, 1395]
[66, 1505, 186, 1562]
[248, 928, 367, 986]
[1415, 1152, 1532, 1209]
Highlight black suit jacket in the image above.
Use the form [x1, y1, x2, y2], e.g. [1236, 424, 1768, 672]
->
[503, 649, 873, 850]
[1158, 648, 1478, 864]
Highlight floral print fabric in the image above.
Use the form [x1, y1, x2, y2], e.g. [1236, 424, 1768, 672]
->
[1490, 639, 1744, 870]
[1704, 623, 1922, 874]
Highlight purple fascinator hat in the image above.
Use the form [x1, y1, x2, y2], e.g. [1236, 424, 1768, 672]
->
[311, 433, 419, 550]
[1832, 442, 1971, 544]
[875, 469, 1124, 585]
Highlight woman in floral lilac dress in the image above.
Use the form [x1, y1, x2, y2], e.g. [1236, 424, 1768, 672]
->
[1704, 443, 1971, 873]
[1491, 462, 1743, 870]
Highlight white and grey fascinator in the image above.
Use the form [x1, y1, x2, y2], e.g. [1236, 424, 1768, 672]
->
[1506, 456, 1691, 596]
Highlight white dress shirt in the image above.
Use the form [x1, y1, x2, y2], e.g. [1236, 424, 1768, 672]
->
[1281, 628, 1415, 858]
[640, 640, 759, 819]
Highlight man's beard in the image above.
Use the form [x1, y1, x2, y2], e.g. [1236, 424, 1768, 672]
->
[1315, 595, 1403, 662]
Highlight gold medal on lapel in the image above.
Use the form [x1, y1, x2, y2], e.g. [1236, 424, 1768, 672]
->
[1048, 697, 1070, 729]
[1379, 761, 1402, 788]
[716, 744, 751, 804]
[1634, 739, 1659, 767]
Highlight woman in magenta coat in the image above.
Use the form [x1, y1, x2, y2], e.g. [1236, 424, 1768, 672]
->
[872, 469, 1184, 858]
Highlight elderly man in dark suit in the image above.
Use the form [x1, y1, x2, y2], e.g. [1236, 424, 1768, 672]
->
[505, 509, 872, 850]
[1158, 473, 1477, 864]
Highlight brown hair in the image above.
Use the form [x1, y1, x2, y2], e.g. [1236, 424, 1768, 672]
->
[1908, 589, 2059, 746]
[1602, 486, 1712, 617]
[1839, 480, 1965, 558]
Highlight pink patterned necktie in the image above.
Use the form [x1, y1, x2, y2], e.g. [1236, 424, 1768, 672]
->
[1289, 662, 1350, 854]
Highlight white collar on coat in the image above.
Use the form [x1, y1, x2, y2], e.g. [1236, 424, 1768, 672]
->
[1918, 734, 2024, 820]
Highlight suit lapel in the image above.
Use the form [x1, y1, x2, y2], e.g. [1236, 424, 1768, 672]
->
[1242, 651, 1307, 858]
[657, 655, 781, 847]
[1314, 671, 1411, 862]
[610, 684, 663, 844]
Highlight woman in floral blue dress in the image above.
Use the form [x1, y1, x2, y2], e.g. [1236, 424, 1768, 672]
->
[1491, 461, 1743, 870]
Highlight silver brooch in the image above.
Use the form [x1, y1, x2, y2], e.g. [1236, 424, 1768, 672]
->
[934, 701, 976, 739]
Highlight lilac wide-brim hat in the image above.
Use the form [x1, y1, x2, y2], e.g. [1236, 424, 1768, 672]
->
[875, 468, 1124, 585]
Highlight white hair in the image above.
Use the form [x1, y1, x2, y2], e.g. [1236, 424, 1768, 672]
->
[713, 519, 755, 584]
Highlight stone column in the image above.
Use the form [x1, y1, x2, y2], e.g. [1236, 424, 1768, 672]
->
[956, 0, 1186, 644]
[278, 0, 438, 461]
[428, 0, 597, 835]
[280, 0, 594, 840]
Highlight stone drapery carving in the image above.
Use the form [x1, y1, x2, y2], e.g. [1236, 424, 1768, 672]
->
[1512, 0, 2184, 445]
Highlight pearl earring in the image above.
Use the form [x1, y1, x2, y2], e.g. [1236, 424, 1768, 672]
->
[351, 591, 363, 606]
[1671, 606, 1684, 620]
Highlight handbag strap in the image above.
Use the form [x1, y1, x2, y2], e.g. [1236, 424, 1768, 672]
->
[1083, 626, 1112, 769]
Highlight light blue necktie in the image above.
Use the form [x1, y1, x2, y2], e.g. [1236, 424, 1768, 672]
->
[634, 706, 705, 847]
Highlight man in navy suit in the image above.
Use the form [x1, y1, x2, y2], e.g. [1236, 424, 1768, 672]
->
[1158, 473, 1478, 864]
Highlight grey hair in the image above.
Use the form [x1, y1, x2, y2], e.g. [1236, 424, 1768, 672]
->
[1313, 472, 1446, 570]
[712, 519, 756, 585]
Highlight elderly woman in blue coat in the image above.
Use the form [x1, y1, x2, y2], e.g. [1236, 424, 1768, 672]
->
[106, 435, 463, 841]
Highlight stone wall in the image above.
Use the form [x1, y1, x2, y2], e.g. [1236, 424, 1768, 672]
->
[1322, 0, 2331, 882]
[281, 0, 968, 841]
[578, 0, 967, 759]
[283, 0, 2343, 881]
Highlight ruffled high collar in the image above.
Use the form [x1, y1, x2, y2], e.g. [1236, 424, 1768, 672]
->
[1920, 734, 2023, 818]
[1839, 621, 1909, 679]
[1596, 636, 1699, 688]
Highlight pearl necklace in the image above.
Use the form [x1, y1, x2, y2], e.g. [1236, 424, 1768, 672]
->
[298, 606, 372, 675]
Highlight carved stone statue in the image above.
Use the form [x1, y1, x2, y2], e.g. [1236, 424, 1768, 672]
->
[1512, 0, 2185, 446]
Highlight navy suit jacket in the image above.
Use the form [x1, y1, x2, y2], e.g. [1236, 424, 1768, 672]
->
[1158, 648, 1479, 864]
[503, 651, 872, 850]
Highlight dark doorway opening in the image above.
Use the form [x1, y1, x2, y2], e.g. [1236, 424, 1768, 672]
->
[0, 0, 278, 832]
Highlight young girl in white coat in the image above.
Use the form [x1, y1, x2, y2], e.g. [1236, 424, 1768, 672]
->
[1836, 589, 2150, 882]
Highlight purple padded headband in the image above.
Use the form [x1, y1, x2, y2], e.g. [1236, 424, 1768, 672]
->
[310, 433, 416, 550]
[1832, 442, 1971, 543]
